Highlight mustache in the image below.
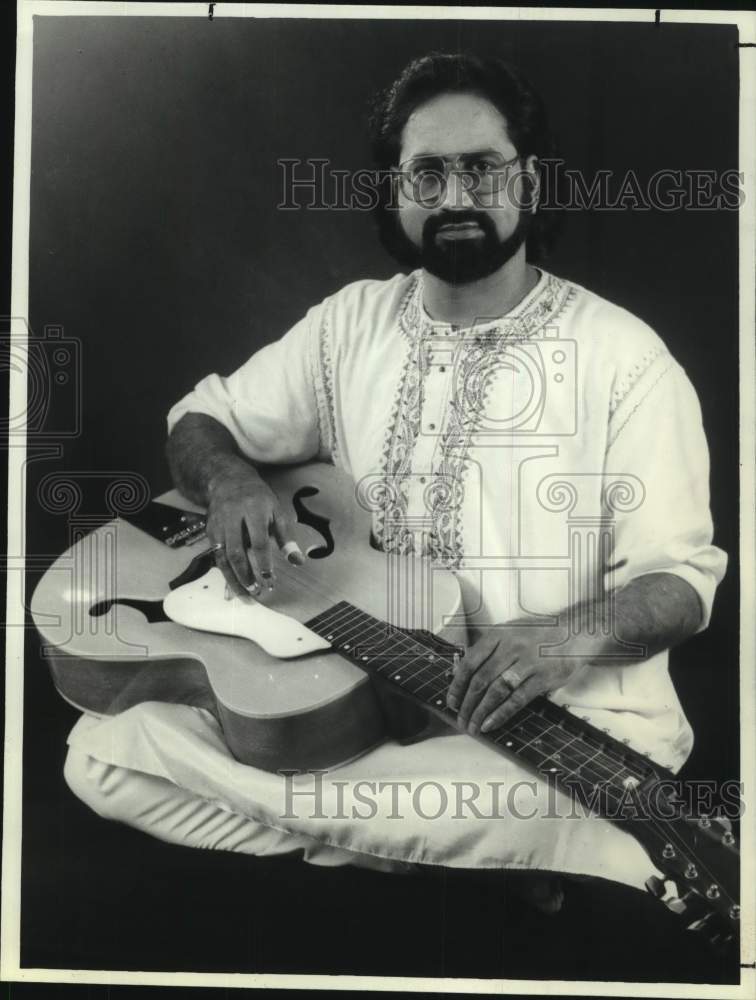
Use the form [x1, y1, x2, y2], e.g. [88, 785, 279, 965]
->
[422, 210, 497, 240]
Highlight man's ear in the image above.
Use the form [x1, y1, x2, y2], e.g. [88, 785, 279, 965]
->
[522, 154, 541, 212]
[388, 166, 404, 211]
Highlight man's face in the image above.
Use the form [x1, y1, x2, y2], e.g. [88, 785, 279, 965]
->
[394, 92, 538, 284]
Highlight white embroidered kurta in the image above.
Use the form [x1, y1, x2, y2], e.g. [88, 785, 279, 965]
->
[66, 268, 727, 886]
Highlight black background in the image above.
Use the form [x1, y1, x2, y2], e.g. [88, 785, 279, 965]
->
[13, 11, 741, 987]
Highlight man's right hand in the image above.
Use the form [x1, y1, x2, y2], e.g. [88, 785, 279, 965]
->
[204, 464, 304, 597]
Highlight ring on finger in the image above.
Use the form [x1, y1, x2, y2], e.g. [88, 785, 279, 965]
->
[499, 670, 519, 693]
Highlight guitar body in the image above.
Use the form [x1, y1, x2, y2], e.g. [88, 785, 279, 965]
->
[31, 463, 464, 771]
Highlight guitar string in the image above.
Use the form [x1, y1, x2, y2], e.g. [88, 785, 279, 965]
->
[310, 601, 650, 791]
[302, 576, 740, 916]
[304, 605, 736, 904]
[189, 530, 730, 877]
[310, 600, 648, 789]
[310, 602, 734, 913]
[312, 600, 736, 910]
[180, 560, 695, 841]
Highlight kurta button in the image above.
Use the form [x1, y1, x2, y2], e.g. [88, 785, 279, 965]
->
[439, 366, 446, 373]
[428, 423, 436, 431]
[419, 476, 427, 484]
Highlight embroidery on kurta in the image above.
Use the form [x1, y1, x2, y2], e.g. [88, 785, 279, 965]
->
[375, 271, 577, 567]
[311, 296, 340, 466]
[609, 346, 668, 417]
[607, 354, 675, 449]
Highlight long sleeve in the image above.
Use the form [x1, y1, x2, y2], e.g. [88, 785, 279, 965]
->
[602, 353, 727, 630]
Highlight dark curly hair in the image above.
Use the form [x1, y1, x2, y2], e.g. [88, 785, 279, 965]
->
[367, 52, 562, 264]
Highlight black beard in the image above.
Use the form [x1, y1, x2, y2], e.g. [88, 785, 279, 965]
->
[381, 208, 532, 285]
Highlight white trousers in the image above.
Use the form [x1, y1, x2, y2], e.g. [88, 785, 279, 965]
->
[63, 702, 660, 890]
[64, 743, 411, 874]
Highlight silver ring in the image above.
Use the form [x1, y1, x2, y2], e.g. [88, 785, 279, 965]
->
[500, 671, 518, 692]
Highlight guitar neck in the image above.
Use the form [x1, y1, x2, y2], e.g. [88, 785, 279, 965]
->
[304, 600, 666, 810]
[305, 600, 740, 947]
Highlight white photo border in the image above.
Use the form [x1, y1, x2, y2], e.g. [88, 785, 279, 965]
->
[3, 3, 755, 994]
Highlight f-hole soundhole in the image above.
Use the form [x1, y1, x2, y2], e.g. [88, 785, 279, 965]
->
[292, 486, 334, 560]
[89, 598, 170, 623]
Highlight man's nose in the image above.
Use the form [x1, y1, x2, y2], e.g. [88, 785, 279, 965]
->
[440, 170, 477, 210]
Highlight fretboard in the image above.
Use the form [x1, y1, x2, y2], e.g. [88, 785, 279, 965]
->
[305, 600, 668, 817]
[304, 600, 741, 942]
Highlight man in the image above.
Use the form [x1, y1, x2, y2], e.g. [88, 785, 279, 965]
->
[64, 53, 726, 909]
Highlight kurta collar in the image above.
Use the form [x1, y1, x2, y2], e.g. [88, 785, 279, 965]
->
[399, 267, 571, 343]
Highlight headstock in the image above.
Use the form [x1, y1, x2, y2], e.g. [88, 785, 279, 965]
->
[632, 789, 740, 952]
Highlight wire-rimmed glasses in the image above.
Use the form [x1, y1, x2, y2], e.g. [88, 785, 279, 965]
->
[395, 149, 523, 208]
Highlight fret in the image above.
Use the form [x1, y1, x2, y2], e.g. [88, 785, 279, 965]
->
[312, 603, 453, 683]
[491, 728, 563, 771]
[504, 711, 650, 804]
[522, 703, 655, 781]
[513, 714, 648, 795]
[315, 608, 455, 708]
[314, 603, 433, 671]
[515, 716, 607, 769]
[517, 722, 558, 752]
[491, 722, 584, 783]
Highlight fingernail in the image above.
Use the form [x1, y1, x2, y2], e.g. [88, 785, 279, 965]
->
[282, 542, 305, 566]
[247, 583, 260, 596]
[481, 719, 494, 733]
[261, 572, 275, 591]
[468, 722, 479, 736]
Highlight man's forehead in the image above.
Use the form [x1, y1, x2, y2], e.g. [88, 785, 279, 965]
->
[400, 92, 514, 159]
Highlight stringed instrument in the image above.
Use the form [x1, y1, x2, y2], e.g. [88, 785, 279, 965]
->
[30, 462, 740, 952]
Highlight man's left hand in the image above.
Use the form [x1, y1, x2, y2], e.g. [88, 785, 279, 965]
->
[446, 623, 586, 735]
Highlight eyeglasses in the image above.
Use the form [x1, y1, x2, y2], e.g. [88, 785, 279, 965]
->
[395, 149, 523, 208]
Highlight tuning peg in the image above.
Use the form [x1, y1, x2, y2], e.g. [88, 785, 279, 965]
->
[645, 875, 665, 897]
[709, 932, 735, 952]
[666, 896, 688, 915]
[645, 876, 687, 914]
[687, 912, 714, 933]
[698, 816, 711, 829]
[722, 830, 735, 847]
